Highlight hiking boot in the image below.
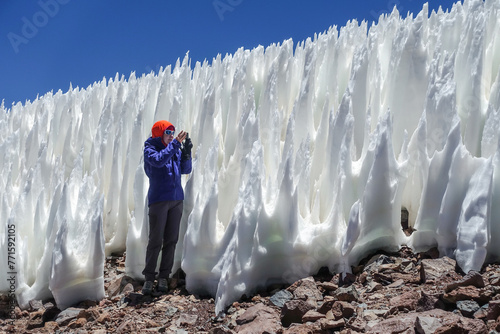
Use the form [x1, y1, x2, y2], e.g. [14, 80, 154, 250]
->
[142, 280, 153, 295]
[157, 278, 168, 292]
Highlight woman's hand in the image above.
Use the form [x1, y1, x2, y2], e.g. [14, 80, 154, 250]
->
[176, 131, 188, 143]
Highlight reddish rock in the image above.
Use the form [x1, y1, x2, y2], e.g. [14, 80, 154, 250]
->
[43, 321, 59, 331]
[78, 308, 100, 321]
[235, 303, 276, 325]
[445, 271, 485, 292]
[366, 309, 487, 334]
[115, 319, 137, 333]
[487, 300, 500, 320]
[420, 257, 457, 283]
[366, 314, 417, 333]
[68, 317, 87, 329]
[5, 249, 498, 334]
[316, 296, 336, 314]
[235, 303, 281, 334]
[333, 285, 359, 302]
[415, 315, 442, 333]
[442, 286, 485, 303]
[97, 311, 110, 324]
[175, 313, 198, 326]
[331, 301, 356, 320]
[292, 277, 323, 305]
[301, 310, 325, 322]
[316, 281, 338, 292]
[318, 318, 345, 330]
[282, 322, 322, 333]
[416, 291, 442, 312]
[433, 317, 487, 334]
[389, 290, 421, 312]
[281, 300, 316, 327]
[346, 315, 367, 332]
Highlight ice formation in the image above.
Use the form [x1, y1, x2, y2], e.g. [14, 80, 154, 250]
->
[1, 0, 500, 314]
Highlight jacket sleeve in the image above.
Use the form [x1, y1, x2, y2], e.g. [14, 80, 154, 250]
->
[180, 157, 192, 174]
[144, 139, 182, 168]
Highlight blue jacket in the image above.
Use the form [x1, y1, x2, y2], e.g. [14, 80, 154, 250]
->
[144, 137, 192, 205]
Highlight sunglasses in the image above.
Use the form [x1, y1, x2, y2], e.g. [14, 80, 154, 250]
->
[164, 129, 175, 136]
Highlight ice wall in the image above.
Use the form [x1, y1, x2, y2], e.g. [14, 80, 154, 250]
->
[1, 0, 500, 314]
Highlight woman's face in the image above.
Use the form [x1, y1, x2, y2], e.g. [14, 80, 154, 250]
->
[163, 129, 175, 145]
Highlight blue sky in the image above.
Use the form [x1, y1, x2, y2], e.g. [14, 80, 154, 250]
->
[1, 0, 460, 107]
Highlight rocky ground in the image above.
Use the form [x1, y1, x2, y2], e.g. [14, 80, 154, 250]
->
[2, 246, 500, 333]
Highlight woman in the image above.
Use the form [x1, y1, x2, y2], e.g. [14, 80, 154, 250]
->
[142, 120, 193, 295]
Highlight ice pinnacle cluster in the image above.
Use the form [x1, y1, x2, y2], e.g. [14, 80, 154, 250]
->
[1, 0, 500, 314]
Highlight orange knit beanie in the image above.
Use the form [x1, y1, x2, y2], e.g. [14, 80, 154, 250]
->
[151, 120, 175, 138]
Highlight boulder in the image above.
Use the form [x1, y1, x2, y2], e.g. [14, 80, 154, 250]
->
[269, 289, 293, 308]
[420, 257, 457, 282]
[390, 291, 421, 312]
[281, 300, 316, 327]
[445, 271, 485, 292]
[235, 303, 281, 334]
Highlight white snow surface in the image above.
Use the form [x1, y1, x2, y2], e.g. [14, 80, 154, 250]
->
[2, 0, 500, 314]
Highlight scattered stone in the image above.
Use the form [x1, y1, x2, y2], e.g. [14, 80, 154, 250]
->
[122, 282, 135, 295]
[165, 306, 179, 317]
[318, 318, 345, 330]
[365, 254, 395, 272]
[43, 321, 59, 332]
[339, 272, 357, 286]
[415, 315, 443, 334]
[345, 315, 367, 332]
[445, 270, 485, 292]
[316, 296, 336, 314]
[8, 249, 500, 334]
[282, 322, 321, 333]
[316, 281, 338, 291]
[281, 300, 316, 327]
[28, 299, 44, 311]
[332, 301, 356, 320]
[457, 300, 480, 317]
[333, 285, 359, 302]
[42, 304, 60, 323]
[366, 313, 419, 333]
[176, 313, 198, 326]
[390, 290, 421, 312]
[302, 310, 325, 322]
[490, 274, 500, 286]
[292, 276, 323, 305]
[234, 303, 281, 333]
[55, 307, 83, 326]
[123, 292, 149, 306]
[387, 278, 406, 288]
[78, 308, 100, 321]
[416, 291, 442, 312]
[365, 280, 383, 293]
[362, 309, 387, 321]
[235, 303, 272, 325]
[26, 310, 45, 330]
[487, 300, 500, 320]
[269, 289, 293, 308]
[373, 271, 394, 286]
[442, 286, 483, 304]
[116, 319, 137, 333]
[420, 257, 457, 282]
[97, 311, 111, 324]
[68, 317, 87, 329]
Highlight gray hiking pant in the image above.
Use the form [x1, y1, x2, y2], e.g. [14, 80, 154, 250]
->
[142, 200, 183, 282]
